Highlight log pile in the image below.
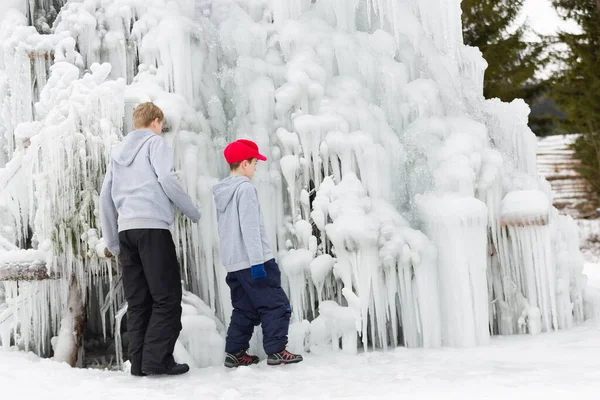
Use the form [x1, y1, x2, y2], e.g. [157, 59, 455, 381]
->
[536, 134, 599, 218]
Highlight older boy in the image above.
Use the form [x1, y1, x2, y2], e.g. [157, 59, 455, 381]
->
[212, 139, 303, 367]
[100, 102, 200, 376]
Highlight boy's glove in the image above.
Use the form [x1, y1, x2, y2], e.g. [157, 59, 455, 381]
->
[251, 264, 266, 280]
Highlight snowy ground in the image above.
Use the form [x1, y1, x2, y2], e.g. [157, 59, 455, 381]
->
[0, 264, 599, 399]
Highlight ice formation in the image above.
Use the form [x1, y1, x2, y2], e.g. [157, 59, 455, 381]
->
[0, 0, 596, 366]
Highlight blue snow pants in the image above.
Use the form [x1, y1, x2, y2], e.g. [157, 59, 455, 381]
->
[225, 258, 291, 355]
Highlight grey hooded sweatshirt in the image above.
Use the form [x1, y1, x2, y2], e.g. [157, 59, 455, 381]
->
[212, 175, 273, 272]
[99, 129, 200, 255]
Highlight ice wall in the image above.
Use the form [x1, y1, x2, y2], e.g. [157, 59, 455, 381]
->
[0, 0, 593, 360]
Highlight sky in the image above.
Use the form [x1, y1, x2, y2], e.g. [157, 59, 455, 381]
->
[518, 0, 582, 77]
[522, 0, 581, 37]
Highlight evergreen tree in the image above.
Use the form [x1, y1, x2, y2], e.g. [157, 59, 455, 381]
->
[461, 0, 550, 134]
[550, 0, 600, 193]
[461, 0, 546, 100]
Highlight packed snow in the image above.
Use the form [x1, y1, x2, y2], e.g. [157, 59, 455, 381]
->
[0, 0, 598, 376]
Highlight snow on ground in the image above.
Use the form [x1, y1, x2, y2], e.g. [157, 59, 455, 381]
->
[1, 264, 600, 400]
[1, 322, 600, 400]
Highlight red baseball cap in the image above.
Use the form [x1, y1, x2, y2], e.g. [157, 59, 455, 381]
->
[223, 139, 267, 164]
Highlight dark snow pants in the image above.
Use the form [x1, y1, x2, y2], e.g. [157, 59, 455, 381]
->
[119, 229, 182, 374]
[225, 259, 291, 355]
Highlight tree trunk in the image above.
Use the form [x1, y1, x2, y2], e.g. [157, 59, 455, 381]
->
[53, 276, 86, 367]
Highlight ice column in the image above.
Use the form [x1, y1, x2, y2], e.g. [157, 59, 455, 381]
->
[414, 0, 463, 58]
[419, 194, 490, 347]
[4, 34, 34, 157]
[485, 99, 538, 175]
[553, 213, 586, 328]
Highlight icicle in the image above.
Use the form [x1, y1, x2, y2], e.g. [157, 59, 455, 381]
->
[271, 0, 312, 23]
[497, 190, 559, 333]
[1, 279, 63, 356]
[113, 302, 128, 368]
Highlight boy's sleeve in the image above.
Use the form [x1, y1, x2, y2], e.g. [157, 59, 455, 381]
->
[148, 137, 201, 222]
[237, 183, 265, 266]
[99, 162, 120, 255]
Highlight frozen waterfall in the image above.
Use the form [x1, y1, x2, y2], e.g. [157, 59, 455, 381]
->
[0, 0, 595, 366]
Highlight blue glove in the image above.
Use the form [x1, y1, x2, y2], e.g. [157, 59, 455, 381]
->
[251, 264, 266, 280]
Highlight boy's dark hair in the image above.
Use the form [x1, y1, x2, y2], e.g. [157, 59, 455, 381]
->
[229, 158, 256, 171]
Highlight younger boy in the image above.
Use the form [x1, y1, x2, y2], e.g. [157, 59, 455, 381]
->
[100, 102, 200, 376]
[212, 139, 303, 367]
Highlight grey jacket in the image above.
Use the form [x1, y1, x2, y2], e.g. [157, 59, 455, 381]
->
[99, 129, 200, 255]
[212, 175, 273, 272]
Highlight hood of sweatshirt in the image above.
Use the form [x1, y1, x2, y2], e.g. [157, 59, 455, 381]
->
[212, 175, 251, 212]
[111, 129, 156, 166]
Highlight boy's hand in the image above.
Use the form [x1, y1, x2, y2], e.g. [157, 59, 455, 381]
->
[251, 264, 266, 280]
[104, 248, 114, 258]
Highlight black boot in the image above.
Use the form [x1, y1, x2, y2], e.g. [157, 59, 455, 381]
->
[143, 363, 190, 376]
[267, 349, 303, 365]
[130, 361, 146, 377]
[224, 349, 260, 368]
